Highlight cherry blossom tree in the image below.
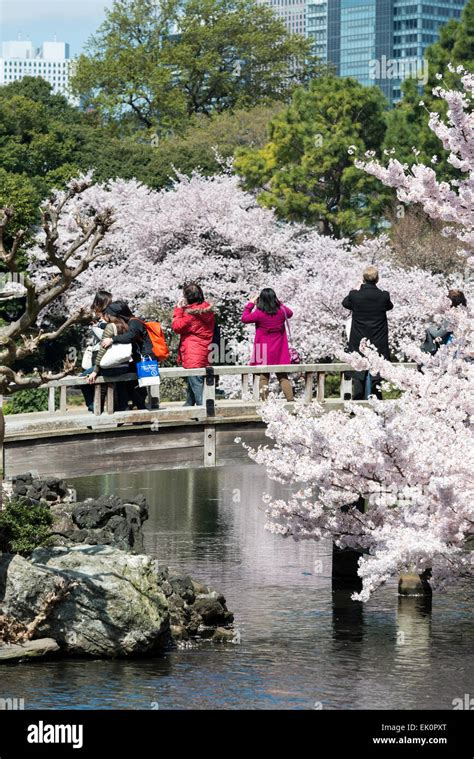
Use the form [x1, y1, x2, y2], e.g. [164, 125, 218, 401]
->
[0, 177, 115, 396]
[246, 304, 473, 601]
[29, 170, 469, 366]
[356, 66, 474, 259]
[247, 73, 474, 600]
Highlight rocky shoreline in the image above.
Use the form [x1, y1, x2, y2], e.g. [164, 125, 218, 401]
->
[0, 474, 235, 662]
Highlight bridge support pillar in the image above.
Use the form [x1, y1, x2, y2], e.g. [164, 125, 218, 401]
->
[332, 496, 365, 590]
[332, 545, 364, 591]
[204, 425, 216, 467]
[398, 570, 432, 596]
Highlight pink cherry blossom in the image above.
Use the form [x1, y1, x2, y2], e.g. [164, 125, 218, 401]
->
[356, 67, 474, 256]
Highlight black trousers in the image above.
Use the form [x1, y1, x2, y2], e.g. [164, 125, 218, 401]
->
[81, 366, 131, 412]
[351, 371, 382, 400]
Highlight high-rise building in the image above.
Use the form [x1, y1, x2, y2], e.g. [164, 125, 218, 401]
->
[327, 0, 394, 100]
[263, 0, 467, 103]
[259, 0, 307, 35]
[0, 39, 75, 102]
[307, 1, 328, 60]
[326, 0, 465, 102]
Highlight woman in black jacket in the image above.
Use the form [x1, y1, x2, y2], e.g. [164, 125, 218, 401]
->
[101, 302, 156, 409]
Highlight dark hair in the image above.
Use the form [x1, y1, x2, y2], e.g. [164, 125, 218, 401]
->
[256, 288, 281, 315]
[91, 290, 113, 315]
[103, 304, 128, 334]
[114, 300, 134, 320]
[183, 282, 204, 305]
[448, 289, 467, 308]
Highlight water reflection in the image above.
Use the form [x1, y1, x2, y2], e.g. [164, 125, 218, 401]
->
[395, 596, 433, 674]
[332, 590, 364, 643]
[0, 465, 471, 710]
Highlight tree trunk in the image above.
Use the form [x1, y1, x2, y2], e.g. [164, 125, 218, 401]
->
[0, 403, 4, 486]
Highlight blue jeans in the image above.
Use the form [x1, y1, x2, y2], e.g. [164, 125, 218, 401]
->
[185, 376, 204, 406]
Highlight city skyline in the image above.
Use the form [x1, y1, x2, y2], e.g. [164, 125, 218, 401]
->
[0, 0, 469, 105]
[0, 39, 75, 101]
[0, 0, 113, 57]
[264, 0, 468, 103]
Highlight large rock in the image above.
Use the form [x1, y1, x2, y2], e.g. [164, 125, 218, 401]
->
[6, 475, 147, 554]
[11, 473, 72, 504]
[156, 565, 234, 640]
[62, 495, 148, 553]
[0, 546, 169, 657]
[0, 554, 67, 622]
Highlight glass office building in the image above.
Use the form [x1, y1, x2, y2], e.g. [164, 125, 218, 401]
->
[265, 0, 467, 103]
[390, 0, 464, 99]
[307, 1, 329, 60]
[327, 0, 394, 100]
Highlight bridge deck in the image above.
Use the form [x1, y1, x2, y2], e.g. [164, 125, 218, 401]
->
[4, 398, 349, 440]
[3, 400, 351, 479]
[2, 362, 414, 479]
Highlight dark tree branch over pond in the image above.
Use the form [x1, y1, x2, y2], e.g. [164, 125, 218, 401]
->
[0, 178, 115, 396]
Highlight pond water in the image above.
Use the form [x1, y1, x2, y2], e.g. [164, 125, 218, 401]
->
[1, 465, 472, 710]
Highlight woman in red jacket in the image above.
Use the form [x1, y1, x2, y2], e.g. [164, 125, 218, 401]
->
[172, 283, 215, 406]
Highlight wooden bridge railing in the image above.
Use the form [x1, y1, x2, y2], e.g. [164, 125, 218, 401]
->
[39, 362, 417, 417]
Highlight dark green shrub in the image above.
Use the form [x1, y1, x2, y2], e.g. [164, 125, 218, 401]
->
[0, 497, 53, 556]
[3, 388, 50, 414]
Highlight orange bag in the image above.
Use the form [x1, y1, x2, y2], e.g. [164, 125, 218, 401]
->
[141, 320, 169, 361]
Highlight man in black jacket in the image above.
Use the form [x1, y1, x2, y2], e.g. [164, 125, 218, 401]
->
[342, 266, 393, 400]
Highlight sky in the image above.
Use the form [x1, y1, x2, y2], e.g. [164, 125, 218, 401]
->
[0, 0, 114, 56]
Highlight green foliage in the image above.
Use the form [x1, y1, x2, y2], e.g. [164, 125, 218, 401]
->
[71, 0, 321, 132]
[159, 377, 188, 402]
[3, 388, 49, 414]
[235, 76, 389, 239]
[0, 84, 83, 179]
[383, 0, 474, 176]
[0, 78, 85, 262]
[75, 129, 157, 184]
[0, 169, 40, 244]
[451, 0, 474, 60]
[66, 103, 281, 188]
[0, 497, 53, 556]
[146, 104, 283, 186]
[0, 76, 78, 120]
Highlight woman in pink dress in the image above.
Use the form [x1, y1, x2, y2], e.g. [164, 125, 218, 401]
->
[241, 288, 294, 401]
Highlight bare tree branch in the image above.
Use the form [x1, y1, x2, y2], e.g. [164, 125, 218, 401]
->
[0, 359, 77, 395]
[0, 176, 116, 400]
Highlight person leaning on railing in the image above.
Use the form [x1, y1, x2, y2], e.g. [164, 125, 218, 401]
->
[100, 302, 156, 410]
[84, 307, 132, 412]
[172, 283, 216, 407]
